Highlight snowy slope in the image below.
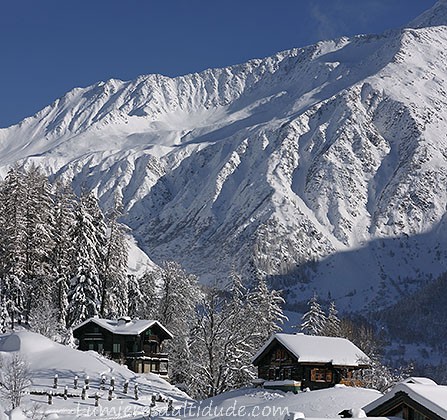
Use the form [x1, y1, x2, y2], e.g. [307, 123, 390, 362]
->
[1, 2, 447, 309]
[0, 331, 190, 419]
[0, 331, 388, 419]
[177, 386, 382, 420]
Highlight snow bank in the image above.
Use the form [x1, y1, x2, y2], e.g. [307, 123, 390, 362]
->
[7, 408, 27, 420]
[0, 331, 190, 419]
[186, 386, 382, 419]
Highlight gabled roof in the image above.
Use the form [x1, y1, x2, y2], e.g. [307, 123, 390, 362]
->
[252, 333, 370, 367]
[364, 378, 447, 419]
[73, 317, 173, 339]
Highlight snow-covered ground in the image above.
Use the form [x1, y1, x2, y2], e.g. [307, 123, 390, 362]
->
[179, 386, 382, 420]
[0, 331, 189, 419]
[0, 331, 385, 419]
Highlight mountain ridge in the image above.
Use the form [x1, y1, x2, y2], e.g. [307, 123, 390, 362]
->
[1, 2, 447, 311]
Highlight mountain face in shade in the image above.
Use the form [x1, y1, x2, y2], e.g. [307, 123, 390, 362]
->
[1, 1, 447, 310]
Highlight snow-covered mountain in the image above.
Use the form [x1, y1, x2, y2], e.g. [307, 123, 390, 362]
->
[1, 1, 447, 310]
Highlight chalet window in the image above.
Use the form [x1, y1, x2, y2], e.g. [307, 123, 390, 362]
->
[311, 368, 333, 383]
[98, 343, 103, 353]
[271, 348, 287, 361]
[88, 343, 94, 350]
[284, 368, 292, 380]
[159, 361, 168, 373]
[113, 343, 121, 353]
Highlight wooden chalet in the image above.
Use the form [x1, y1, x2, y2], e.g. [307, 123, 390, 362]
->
[73, 317, 173, 377]
[252, 333, 370, 392]
[364, 377, 447, 420]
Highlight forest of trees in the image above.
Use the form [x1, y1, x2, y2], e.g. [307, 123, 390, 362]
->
[0, 165, 287, 399]
[0, 165, 414, 399]
[0, 165, 129, 336]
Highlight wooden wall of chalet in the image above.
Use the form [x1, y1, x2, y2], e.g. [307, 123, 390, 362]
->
[256, 339, 356, 391]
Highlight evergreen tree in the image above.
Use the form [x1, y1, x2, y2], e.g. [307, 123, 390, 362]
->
[0, 293, 9, 333]
[0, 167, 27, 327]
[51, 180, 77, 326]
[130, 270, 158, 319]
[2, 275, 25, 330]
[22, 165, 55, 319]
[0, 166, 27, 278]
[250, 276, 287, 345]
[100, 198, 129, 317]
[66, 191, 104, 327]
[323, 301, 342, 337]
[127, 274, 146, 318]
[300, 293, 327, 335]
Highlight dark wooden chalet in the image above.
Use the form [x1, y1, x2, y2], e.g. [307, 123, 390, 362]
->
[364, 377, 447, 420]
[73, 317, 173, 377]
[252, 333, 370, 392]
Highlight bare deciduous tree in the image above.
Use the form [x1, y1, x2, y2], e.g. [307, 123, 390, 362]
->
[0, 353, 31, 409]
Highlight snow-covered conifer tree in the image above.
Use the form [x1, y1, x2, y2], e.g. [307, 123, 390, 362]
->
[300, 293, 327, 335]
[127, 274, 145, 318]
[66, 191, 104, 327]
[0, 294, 9, 333]
[132, 270, 159, 319]
[0, 167, 27, 327]
[323, 301, 342, 337]
[22, 165, 55, 318]
[51, 180, 77, 326]
[100, 198, 129, 317]
[250, 276, 287, 345]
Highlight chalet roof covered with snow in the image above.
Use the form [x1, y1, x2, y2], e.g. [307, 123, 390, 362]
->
[364, 377, 447, 419]
[73, 317, 173, 338]
[252, 333, 370, 367]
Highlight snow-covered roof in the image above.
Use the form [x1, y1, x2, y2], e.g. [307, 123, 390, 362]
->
[252, 333, 370, 367]
[364, 377, 447, 419]
[402, 376, 437, 386]
[73, 317, 173, 339]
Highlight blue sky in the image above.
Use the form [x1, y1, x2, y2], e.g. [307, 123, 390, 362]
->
[0, 0, 436, 128]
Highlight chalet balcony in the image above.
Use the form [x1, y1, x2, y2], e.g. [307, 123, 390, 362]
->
[125, 352, 169, 376]
[126, 351, 169, 359]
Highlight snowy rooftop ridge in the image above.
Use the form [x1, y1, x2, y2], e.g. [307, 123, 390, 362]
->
[363, 377, 447, 419]
[252, 333, 370, 367]
[73, 317, 173, 338]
